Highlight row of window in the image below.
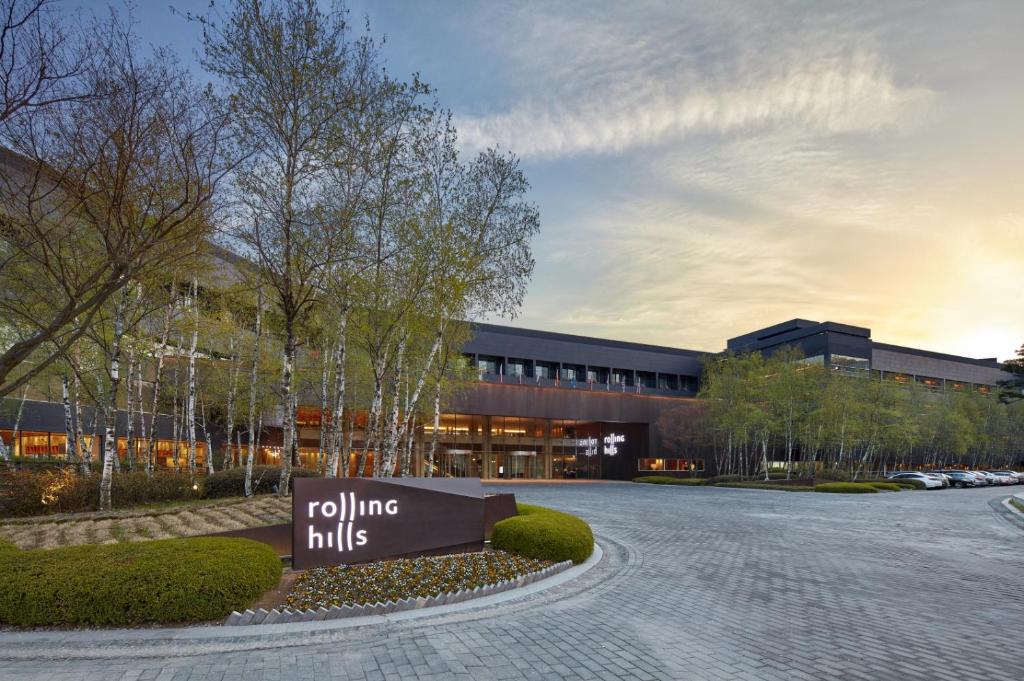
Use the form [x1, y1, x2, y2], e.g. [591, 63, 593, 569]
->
[469, 355, 698, 392]
[638, 458, 705, 472]
[802, 355, 997, 394]
[0, 430, 208, 467]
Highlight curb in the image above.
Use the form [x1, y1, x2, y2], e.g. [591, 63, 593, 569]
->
[224, 560, 574, 626]
[0, 542, 605, 659]
[990, 496, 1024, 532]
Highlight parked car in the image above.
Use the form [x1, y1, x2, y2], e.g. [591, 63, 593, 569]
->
[886, 472, 945, 489]
[973, 471, 999, 485]
[944, 471, 978, 488]
[987, 471, 1017, 485]
[925, 472, 950, 488]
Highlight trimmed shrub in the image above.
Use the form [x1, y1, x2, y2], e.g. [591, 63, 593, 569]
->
[714, 481, 814, 492]
[864, 482, 902, 492]
[707, 474, 742, 484]
[0, 469, 200, 517]
[202, 466, 318, 498]
[0, 537, 281, 627]
[814, 482, 879, 494]
[892, 478, 927, 490]
[491, 503, 593, 565]
[632, 476, 708, 486]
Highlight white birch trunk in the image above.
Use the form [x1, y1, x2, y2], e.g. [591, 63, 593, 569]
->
[1, 387, 28, 462]
[393, 325, 444, 458]
[359, 352, 387, 477]
[99, 295, 126, 511]
[317, 344, 330, 474]
[201, 393, 215, 475]
[125, 350, 136, 471]
[277, 334, 297, 496]
[136, 360, 147, 472]
[74, 373, 90, 474]
[244, 290, 263, 497]
[62, 375, 76, 463]
[146, 295, 173, 474]
[426, 376, 441, 478]
[186, 278, 199, 475]
[381, 336, 406, 476]
[223, 337, 238, 470]
[401, 414, 416, 476]
[325, 309, 348, 478]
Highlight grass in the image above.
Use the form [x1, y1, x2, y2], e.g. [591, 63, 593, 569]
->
[1010, 498, 1024, 514]
[286, 550, 551, 610]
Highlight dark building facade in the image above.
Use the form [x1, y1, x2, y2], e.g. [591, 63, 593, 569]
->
[1, 318, 1015, 480]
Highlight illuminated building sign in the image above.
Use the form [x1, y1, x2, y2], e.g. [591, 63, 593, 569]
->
[576, 437, 599, 456]
[292, 478, 514, 569]
[603, 433, 625, 455]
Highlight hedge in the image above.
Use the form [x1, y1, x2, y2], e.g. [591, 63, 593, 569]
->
[632, 476, 708, 486]
[0, 469, 200, 517]
[0, 536, 281, 627]
[864, 482, 902, 492]
[715, 481, 814, 492]
[202, 465, 318, 498]
[491, 503, 593, 565]
[814, 482, 879, 494]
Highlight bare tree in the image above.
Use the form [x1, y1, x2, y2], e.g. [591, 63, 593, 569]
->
[0, 11, 235, 398]
[0, 0, 82, 123]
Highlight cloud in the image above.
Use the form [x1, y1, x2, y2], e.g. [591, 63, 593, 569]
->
[459, 51, 933, 159]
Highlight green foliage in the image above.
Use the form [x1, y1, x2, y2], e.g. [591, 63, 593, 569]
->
[0, 469, 200, 517]
[814, 482, 879, 494]
[202, 466, 318, 498]
[0, 537, 281, 627]
[714, 481, 814, 492]
[491, 503, 593, 565]
[864, 482, 902, 491]
[890, 478, 927, 490]
[632, 476, 708, 486]
[698, 349, 1024, 476]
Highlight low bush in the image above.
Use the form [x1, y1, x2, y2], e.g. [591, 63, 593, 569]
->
[864, 482, 902, 492]
[894, 478, 927, 490]
[0, 537, 281, 627]
[632, 476, 708, 486]
[714, 481, 814, 492]
[814, 482, 879, 494]
[0, 469, 200, 517]
[202, 465, 318, 498]
[491, 503, 593, 565]
[707, 474, 742, 483]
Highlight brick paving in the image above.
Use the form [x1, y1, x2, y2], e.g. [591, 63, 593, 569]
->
[1, 483, 1022, 680]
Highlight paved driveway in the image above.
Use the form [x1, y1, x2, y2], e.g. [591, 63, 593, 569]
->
[1, 483, 1022, 680]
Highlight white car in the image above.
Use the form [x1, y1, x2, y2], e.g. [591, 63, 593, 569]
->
[986, 471, 1017, 485]
[887, 472, 945, 489]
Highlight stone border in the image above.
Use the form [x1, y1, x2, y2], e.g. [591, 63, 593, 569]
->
[991, 494, 1024, 532]
[224, 559, 574, 625]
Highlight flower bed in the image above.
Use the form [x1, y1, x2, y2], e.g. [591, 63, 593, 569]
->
[286, 550, 552, 610]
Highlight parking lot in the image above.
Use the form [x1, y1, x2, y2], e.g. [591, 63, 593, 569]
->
[1, 482, 1022, 681]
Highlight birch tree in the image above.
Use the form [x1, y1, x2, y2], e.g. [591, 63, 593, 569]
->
[201, 0, 377, 497]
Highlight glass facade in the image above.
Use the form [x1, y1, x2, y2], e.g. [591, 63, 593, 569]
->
[0, 429, 205, 467]
[423, 413, 648, 480]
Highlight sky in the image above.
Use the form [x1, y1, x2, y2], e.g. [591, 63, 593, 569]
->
[70, 0, 1024, 360]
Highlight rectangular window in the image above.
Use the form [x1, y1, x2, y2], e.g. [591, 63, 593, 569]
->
[639, 458, 704, 472]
